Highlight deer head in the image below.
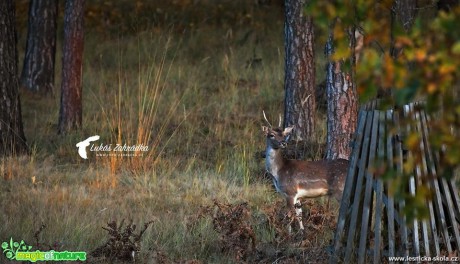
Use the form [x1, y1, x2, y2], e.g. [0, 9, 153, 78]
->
[261, 110, 294, 148]
[262, 126, 294, 149]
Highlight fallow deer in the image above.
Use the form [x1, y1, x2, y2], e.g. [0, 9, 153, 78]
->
[262, 123, 348, 230]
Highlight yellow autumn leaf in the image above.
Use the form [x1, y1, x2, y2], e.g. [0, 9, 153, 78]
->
[383, 54, 394, 87]
[427, 83, 437, 94]
[332, 44, 351, 60]
[403, 155, 415, 174]
[406, 133, 420, 149]
[415, 49, 427, 62]
[439, 64, 455, 75]
[395, 36, 413, 48]
[451, 42, 460, 55]
[326, 3, 337, 17]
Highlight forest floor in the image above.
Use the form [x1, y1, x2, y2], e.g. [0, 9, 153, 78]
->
[1, 1, 340, 263]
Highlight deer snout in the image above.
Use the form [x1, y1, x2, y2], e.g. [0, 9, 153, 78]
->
[280, 141, 287, 148]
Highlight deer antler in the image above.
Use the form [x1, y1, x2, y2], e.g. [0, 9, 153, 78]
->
[278, 114, 282, 127]
[262, 110, 273, 128]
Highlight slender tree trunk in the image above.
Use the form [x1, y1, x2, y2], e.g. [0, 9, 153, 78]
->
[325, 30, 358, 160]
[0, 0, 28, 155]
[58, 0, 85, 134]
[283, 0, 316, 141]
[21, 0, 58, 96]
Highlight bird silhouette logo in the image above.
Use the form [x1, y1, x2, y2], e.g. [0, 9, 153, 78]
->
[76, 135, 100, 159]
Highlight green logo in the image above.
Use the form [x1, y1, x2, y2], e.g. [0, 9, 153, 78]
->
[2, 238, 32, 260]
[2, 238, 86, 262]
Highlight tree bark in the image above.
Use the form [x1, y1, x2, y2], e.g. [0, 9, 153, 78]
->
[325, 30, 358, 160]
[21, 0, 58, 96]
[283, 0, 316, 141]
[58, 0, 85, 134]
[0, 0, 28, 155]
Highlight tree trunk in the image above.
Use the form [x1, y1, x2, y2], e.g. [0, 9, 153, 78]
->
[0, 0, 28, 155]
[58, 0, 85, 134]
[283, 0, 316, 141]
[20, 0, 58, 96]
[395, 0, 417, 31]
[325, 31, 358, 160]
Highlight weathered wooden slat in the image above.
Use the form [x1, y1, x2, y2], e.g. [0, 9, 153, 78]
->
[429, 175, 452, 254]
[358, 111, 380, 264]
[425, 183, 441, 256]
[412, 109, 432, 256]
[415, 109, 440, 255]
[373, 111, 386, 264]
[344, 111, 375, 262]
[410, 175, 420, 257]
[405, 104, 420, 257]
[393, 110, 410, 259]
[440, 177, 460, 249]
[419, 186, 431, 256]
[386, 110, 396, 262]
[331, 110, 368, 263]
[449, 179, 460, 222]
[416, 126, 430, 255]
[407, 105, 428, 255]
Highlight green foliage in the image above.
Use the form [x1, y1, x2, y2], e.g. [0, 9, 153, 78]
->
[307, 1, 460, 220]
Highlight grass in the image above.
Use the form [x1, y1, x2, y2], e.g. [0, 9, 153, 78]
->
[2, 1, 338, 263]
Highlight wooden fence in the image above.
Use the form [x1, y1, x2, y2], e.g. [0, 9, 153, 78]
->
[330, 103, 460, 263]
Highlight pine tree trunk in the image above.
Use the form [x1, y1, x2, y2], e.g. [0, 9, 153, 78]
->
[283, 0, 316, 141]
[0, 0, 28, 155]
[325, 32, 358, 160]
[20, 0, 58, 96]
[58, 0, 85, 134]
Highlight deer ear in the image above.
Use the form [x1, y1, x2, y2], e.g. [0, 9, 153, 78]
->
[262, 126, 269, 135]
[283, 126, 294, 136]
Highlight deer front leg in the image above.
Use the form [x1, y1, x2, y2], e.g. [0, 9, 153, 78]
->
[287, 197, 304, 233]
[294, 199, 304, 230]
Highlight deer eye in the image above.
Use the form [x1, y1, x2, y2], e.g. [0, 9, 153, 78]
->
[268, 134, 275, 138]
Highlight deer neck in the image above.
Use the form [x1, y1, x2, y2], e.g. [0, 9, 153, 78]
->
[265, 143, 285, 181]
